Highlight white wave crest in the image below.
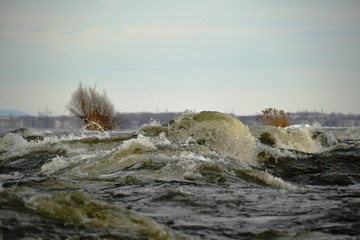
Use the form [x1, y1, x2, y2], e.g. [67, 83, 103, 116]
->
[252, 123, 338, 154]
[246, 170, 298, 190]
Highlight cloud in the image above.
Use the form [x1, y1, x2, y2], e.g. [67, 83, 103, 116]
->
[0, 25, 325, 44]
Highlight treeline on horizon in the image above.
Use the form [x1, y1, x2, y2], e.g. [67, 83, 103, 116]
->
[1, 110, 360, 129]
[1, 109, 359, 119]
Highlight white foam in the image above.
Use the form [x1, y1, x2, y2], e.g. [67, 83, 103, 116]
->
[72, 135, 160, 176]
[157, 132, 172, 146]
[185, 136, 197, 145]
[257, 143, 309, 161]
[0, 133, 42, 161]
[0, 133, 28, 153]
[172, 152, 214, 179]
[274, 128, 320, 153]
[252, 123, 338, 154]
[41, 150, 113, 177]
[111, 134, 157, 160]
[41, 156, 70, 175]
[332, 128, 360, 141]
[0, 130, 115, 161]
[246, 170, 298, 190]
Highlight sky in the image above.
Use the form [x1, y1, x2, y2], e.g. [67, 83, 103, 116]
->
[0, 0, 360, 116]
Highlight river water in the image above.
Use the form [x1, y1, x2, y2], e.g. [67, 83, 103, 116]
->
[1, 111, 360, 239]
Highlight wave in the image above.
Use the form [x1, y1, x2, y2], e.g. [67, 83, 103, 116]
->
[251, 123, 338, 154]
[2, 111, 358, 190]
[35, 112, 298, 190]
[142, 110, 257, 165]
[0, 188, 192, 240]
[0, 128, 130, 163]
[330, 128, 360, 150]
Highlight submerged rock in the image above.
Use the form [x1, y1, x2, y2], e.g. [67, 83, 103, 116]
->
[259, 132, 276, 146]
[198, 164, 226, 183]
[312, 131, 337, 147]
[18, 189, 189, 240]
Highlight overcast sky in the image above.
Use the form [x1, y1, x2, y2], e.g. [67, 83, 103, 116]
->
[1, 0, 360, 116]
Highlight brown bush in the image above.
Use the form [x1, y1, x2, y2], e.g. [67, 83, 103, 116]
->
[67, 83, 116, 131]
[256, 108, 290, 127]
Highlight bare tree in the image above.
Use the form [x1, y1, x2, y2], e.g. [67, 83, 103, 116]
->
[67, 82, 116, 131]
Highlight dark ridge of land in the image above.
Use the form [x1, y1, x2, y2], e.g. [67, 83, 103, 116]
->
[1, 111, 360, 130]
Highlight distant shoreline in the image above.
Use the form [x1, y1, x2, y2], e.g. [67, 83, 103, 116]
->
[1, 111, 360, 129]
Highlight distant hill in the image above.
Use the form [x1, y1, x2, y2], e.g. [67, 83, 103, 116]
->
[0, 109, 30, 117]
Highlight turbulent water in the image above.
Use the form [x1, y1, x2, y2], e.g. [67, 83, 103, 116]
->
[1, 110, 360, 240]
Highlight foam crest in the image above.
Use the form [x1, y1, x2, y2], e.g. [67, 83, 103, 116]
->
[167, 152, 215, 180]
[0, 133, 53, 161]
[332, 128, 360, 142]
[257, 143, 309, 162]
[244, 170, 298, 190]
[0, 133, 28, 153]
[41, 156, 70, 175]
[0, 129, 118, 162]
[72, 135, 158, 177]
[252, 124, 338, 154]
[111, 134, 157, 160]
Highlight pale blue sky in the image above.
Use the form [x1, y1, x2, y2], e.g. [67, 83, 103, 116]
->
[1, 0, 360, 115]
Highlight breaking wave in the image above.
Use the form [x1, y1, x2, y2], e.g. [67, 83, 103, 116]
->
[252, 123, 338, 154]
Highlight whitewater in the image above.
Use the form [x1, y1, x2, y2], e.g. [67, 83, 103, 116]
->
[1, 110, 360, 239]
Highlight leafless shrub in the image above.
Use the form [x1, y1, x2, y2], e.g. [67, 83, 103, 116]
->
[256, 108, 290, 127]
[67, 82, 116, 131]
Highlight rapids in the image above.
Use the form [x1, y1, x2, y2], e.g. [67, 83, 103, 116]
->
[1, 111, 360, 239]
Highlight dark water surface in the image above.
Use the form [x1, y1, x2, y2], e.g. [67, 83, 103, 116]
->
[1, 111, 360, 239]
